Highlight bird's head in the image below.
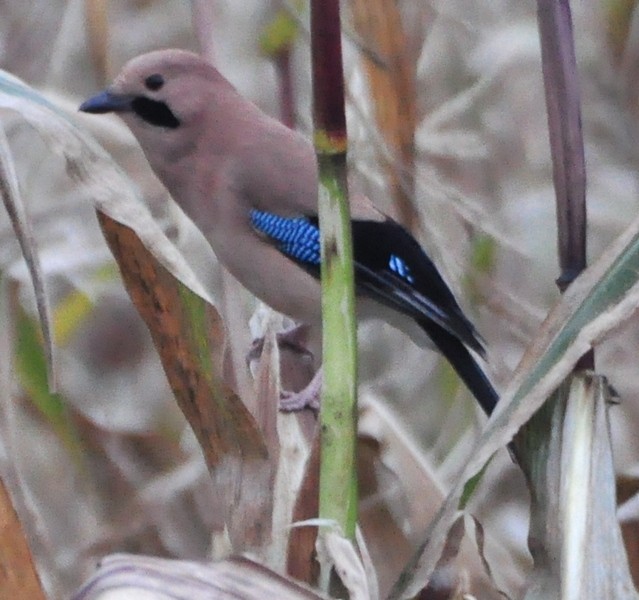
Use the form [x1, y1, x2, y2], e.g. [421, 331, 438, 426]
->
[79, 49, 238, 170]
[80, 49, 221, 127]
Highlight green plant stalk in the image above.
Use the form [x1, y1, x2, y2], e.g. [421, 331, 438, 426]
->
[311, 0, 358, 541]
[317, 152, 358, 540]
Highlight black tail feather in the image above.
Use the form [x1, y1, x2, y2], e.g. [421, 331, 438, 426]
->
[419, 320, 498, 415]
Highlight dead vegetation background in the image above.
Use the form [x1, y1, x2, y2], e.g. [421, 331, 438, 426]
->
[1, 0, 639, 598]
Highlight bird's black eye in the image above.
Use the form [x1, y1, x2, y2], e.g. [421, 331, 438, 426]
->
[144, 73, 164, 91]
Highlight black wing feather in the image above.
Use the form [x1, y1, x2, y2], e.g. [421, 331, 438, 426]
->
[350, 219, 485, 355]
[418, 319, 498, 415]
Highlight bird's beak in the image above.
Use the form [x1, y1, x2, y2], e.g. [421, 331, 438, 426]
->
[79, 90, 134, 114]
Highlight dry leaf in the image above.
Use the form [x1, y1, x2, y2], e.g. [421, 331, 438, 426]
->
[72, 554, 328, 600]
[0, 476, 45, 599]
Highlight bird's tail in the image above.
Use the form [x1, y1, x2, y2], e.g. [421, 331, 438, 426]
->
[419, 320, 499, 415]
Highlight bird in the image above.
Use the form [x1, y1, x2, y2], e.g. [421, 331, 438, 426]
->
[79, 49, 499, 415]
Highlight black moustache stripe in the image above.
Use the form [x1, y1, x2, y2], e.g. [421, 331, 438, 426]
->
[131, 97, 180, 129]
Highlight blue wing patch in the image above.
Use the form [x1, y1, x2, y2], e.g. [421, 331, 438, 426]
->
[251, 209, 417, 284]
[388, 254, 415, 283]
[250, 209, 321, 266]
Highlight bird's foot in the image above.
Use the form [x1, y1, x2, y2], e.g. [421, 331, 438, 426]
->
[247, 323, 319, 411]
[279, 367, 323, 412]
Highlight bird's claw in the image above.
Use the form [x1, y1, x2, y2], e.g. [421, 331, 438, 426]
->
[279, 389, 320, 412]
[278, 367, 323, 412]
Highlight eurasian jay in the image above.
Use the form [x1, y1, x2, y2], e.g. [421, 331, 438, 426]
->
[79, 49, 499, 415]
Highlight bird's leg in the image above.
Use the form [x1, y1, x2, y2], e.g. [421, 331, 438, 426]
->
[279, 367, 323, 412]
[247, 323, 321, 411]
[274, 324, 321, 411]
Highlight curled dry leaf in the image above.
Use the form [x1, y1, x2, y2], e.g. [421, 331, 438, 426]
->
[315, 526, 378, 600]
[520, 375, 637, 599]
[72, 554, 328, 600]
[252, 318, 318, 570]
